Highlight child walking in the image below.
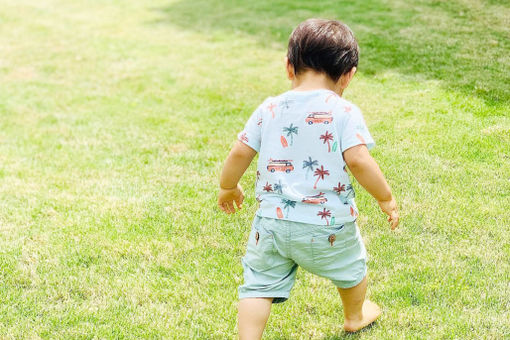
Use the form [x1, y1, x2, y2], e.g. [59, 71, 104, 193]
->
[218, 19, 399, 339]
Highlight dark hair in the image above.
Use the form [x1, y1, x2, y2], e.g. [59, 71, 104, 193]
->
[287, 19, 359, 82]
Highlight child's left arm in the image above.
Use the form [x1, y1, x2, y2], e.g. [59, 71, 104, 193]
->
[218, 141, 257, 214]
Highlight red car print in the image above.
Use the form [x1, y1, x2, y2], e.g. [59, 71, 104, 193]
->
[302, 192, 328, 204]
[305, 111, 333, 125]
[267, 159, 294, 173]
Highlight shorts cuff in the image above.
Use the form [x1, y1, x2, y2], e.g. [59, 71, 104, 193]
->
[332, 267, 367, 289]
[239, 291, 289, 304]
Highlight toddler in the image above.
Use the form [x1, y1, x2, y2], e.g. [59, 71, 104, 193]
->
[218, 19, 399, 339]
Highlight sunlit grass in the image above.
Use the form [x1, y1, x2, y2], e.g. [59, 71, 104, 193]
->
[0, 0, 508, 338]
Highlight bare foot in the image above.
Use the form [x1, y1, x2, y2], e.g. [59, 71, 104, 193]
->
[343, 300, 381, 332]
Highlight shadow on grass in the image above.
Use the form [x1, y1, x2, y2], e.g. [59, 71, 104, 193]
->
[272, 332, 362, 340]
[321, 320, 378, 339]
[270, 324, 374, 339]
[156, 0, 509, 114]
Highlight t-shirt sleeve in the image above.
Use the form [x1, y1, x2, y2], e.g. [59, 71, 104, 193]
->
[340, 105, 375, 152]
[237, 104, 263, 152]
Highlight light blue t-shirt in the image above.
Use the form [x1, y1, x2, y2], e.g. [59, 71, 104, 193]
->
[238, 89, 375, 226]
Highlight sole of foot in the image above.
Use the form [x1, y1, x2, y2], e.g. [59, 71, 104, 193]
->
[343, 300, 381, 333]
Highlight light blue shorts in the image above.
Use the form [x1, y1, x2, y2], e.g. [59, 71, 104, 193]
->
[239, 216, 367, 303]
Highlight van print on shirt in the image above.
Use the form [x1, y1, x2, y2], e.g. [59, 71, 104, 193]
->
[302, 192, 327, 204]
[267, 159, 294, 173]
[305, 111, 333, 125]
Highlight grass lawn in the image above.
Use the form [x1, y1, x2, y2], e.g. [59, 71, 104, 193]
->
[0, 0, 509, 338]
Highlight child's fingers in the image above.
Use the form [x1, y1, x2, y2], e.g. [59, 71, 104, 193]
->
[218, 200, 232, 214]
[235, 194, 244, 209]
[226, 201, 236, 214]
[391, 220, 399, 230]
[217, 198, 224, 211]
[218, 202, 227, 213]
[390, 211, 399, 230]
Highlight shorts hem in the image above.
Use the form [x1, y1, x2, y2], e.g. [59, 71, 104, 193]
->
[332, 268, 368, 289]
[239, 292, 289, 304]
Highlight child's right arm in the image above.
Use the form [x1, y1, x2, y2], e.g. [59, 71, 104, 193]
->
[218, 141, 257, 214]
[343, 144, 399, 230]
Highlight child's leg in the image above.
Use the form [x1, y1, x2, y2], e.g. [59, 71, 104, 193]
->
[337, 276, 381, 332]
[238, 297, 273, 340]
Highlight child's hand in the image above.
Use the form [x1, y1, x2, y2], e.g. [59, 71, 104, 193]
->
[377, 197, 399, 230]
[218, 184, 244, 214]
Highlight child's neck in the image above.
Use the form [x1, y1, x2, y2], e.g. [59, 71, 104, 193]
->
[291, 71, 343, 96]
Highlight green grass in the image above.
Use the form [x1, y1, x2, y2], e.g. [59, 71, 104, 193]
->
[0, 0, 509, 339]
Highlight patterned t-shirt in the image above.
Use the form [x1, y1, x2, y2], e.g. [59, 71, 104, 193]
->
[238, 89, 375, 226]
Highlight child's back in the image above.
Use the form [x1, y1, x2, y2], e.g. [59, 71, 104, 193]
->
[240, 89, 374, 226]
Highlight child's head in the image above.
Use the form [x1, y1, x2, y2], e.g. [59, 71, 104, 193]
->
[287, 19, 359, 83]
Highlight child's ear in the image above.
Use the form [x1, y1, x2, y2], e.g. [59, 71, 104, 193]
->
[339, 66, 357, 90]
[285, 57, 295, 80]
[348, 66, 357, 80]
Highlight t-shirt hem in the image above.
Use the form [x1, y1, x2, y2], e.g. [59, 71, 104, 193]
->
[341, 140, 375, 153]
[255, 210, 357, 226]
[237, 136, 260, 153]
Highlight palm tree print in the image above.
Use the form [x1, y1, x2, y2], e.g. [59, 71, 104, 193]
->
[263, 182, 273, 192]
[273, 180, 283, 195]
[281, 198, 296, 218]
[338, 184, 355, 204]
[333, 182, 346, 195]
[279, 98, 293, 110]
[282, 124, 298, 146]
[317, 208, 332, 225]
[302, 156, 318, 179]
[320, 131, 334, 152]
[267, 103, 276, 118]
[313, 165, 330, 189]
